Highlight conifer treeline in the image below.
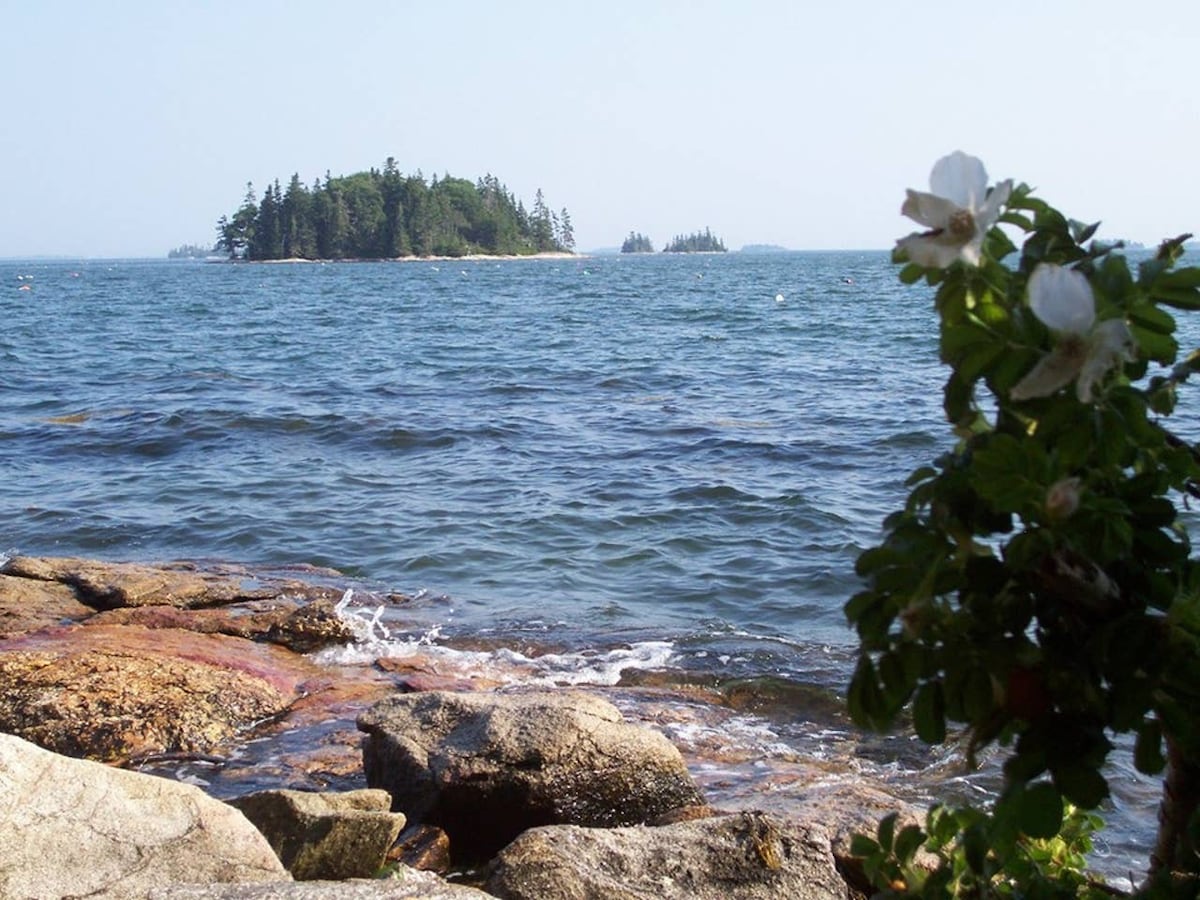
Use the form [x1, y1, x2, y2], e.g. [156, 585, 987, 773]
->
[663, 228, 726, 253]
[216, 158, 574, 260]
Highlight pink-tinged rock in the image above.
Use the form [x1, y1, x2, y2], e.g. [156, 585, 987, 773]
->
[0, 624, 324, 762]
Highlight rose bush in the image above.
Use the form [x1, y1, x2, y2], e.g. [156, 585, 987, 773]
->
[846, 152, 1200, 897]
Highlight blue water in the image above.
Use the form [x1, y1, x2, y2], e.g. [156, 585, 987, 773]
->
[1, 253, 945, 664]
[5, 250, 1190, 881]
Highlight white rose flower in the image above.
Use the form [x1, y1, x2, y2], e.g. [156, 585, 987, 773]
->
[1011, 263, 1136, 403]
[898, 151, 1013, 268]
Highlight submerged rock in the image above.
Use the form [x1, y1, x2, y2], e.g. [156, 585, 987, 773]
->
[357, 689, 706, 860]
[485, 810, 848, 899]
[228, 788, 406, 881]
[0, 624, 316, 761]
[0, 732, 290, 899]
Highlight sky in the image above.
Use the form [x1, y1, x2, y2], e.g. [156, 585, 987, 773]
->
[2, 0, 1198, 258]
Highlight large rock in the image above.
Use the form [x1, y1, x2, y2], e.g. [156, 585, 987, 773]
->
[0, 732, 290, 899]
[357, 690, 705, 860]
[149, 867, 493, 898]
[485, 811, 849, 900]
[88, 596, 356, 653]
[0, 555, 275, 609]
[0, 571, 94, 637]
[228, 789, 406, 881]
[0, 624, 315, 761]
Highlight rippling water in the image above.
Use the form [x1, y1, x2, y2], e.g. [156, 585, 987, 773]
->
[2, 251, 1175, 881]
[2, 253, 946, 654]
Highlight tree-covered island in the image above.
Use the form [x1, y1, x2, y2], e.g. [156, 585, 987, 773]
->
[216, 159, 574, 260]
[621, 232, 655, 253]
[663, 228, 727, 253]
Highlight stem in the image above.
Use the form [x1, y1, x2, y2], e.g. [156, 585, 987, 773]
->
[1151, 732, 1200, 879]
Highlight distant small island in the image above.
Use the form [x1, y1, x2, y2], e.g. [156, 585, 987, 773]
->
[663, 228, 726, 253]
[215, 158, 574, 260]
[167, 243, 217, 259]
[740, 243, 789, 254]
[621, 232, 655, 254]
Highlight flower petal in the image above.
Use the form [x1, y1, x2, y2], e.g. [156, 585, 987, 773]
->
[901, 189, 958, 229]
[1011, 347, 1085, 401]
[929, 151, 988, 209]
[1076, 319, 1135, 402]
[1028, 264, 1095, 335]
[976, 179, 1013, 231]
[897, 232, 968, 269]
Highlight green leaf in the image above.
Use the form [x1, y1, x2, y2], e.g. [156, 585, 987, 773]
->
[1135, 719, 1166, 775]
[894, 825, 926, 864]
[1128, 303, 1177, 335]
[878, 811, 898, 852]
[1130, 324, 1178, 364]
[1152, 286, 1200, 310]
[1053, 763, 1109, 809]
[1159, 268, 1200, 289]
[913, 681, 947, 744]
[963, 667, 996, 721]
[849, 833, 879, 858]
[1017, 782, 1064, 838]
[849, 655, 889, 731]
[899, 263, 925, 285]
[1070, 219, 1101, 244]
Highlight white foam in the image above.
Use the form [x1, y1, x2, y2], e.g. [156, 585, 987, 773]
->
[318, 589, 676, 685]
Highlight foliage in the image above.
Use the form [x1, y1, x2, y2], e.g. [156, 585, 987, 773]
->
[215, 160, 573, 260]
[166, 243, 215, 259]
[621, 231, 655, 253]
[663, 227, 726, 253]
[845, 154, 1200, 896]
[851, 803, 1109, 898]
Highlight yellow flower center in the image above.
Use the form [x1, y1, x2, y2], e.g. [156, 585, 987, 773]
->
[947, 209, 976, 241]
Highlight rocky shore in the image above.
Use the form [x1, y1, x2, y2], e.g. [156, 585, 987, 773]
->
[0, 555, 925, 899]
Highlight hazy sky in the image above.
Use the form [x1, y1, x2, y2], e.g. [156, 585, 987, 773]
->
[3, 0, 1197, 257]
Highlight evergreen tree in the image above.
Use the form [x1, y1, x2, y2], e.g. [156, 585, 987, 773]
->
[621, 231, 654, 253]
[558, 208, 575, 251]
[217, 161, 573, 259]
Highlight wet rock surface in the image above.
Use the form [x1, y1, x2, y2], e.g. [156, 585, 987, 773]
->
[0, 624, 316, 761]
[358, 689, 707, 860]
[0, 555, 936, 898]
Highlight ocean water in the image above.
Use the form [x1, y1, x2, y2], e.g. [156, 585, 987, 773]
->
[0, 250, 1177, 881]
[1, 252, 946, 662]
